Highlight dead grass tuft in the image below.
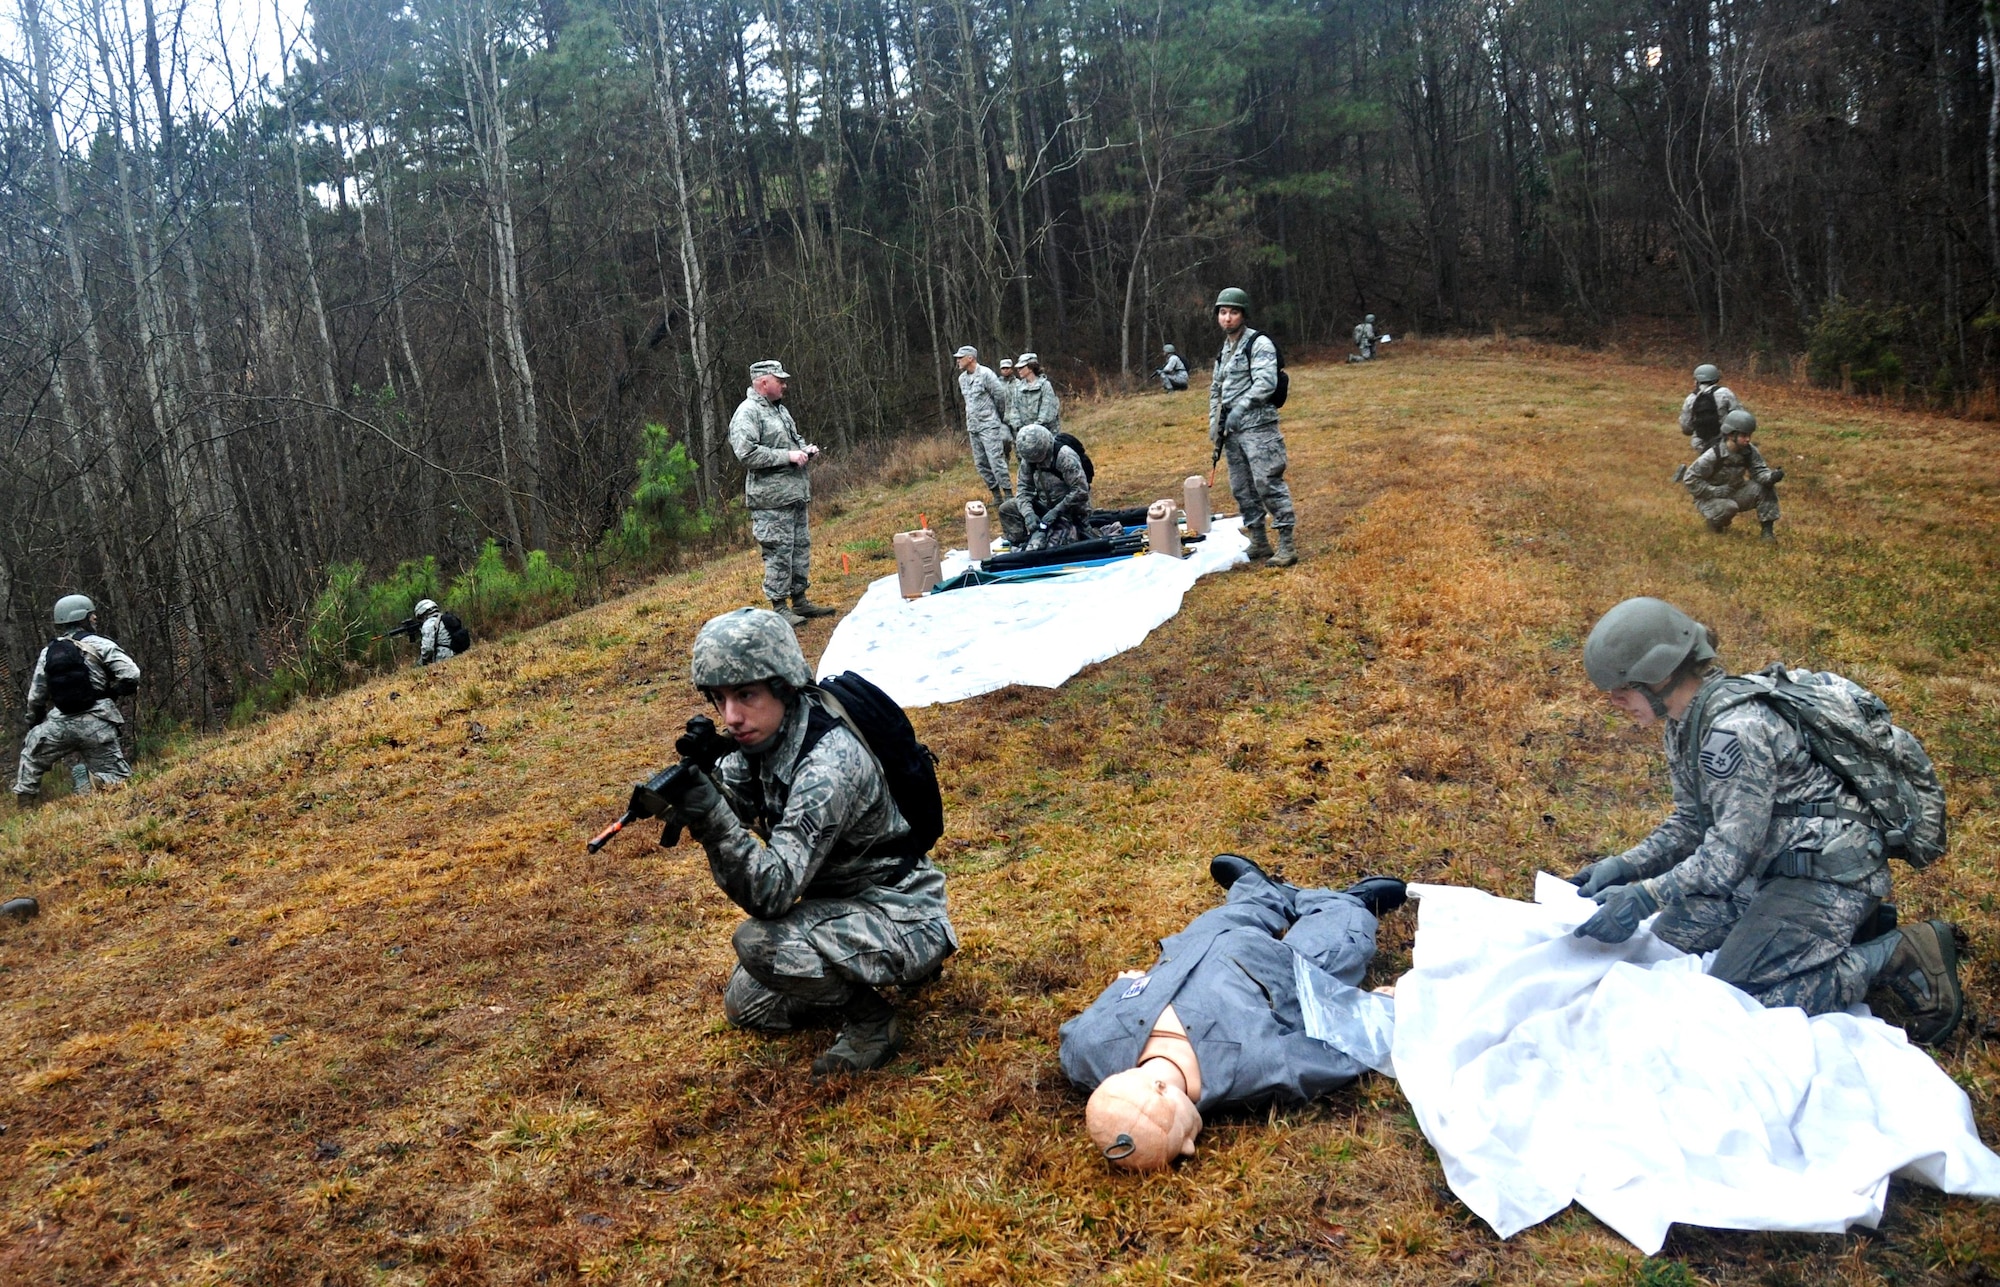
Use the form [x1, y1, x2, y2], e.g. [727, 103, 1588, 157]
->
[0, 342, 1995, 1283]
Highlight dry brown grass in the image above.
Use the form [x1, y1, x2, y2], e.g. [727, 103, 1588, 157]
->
[2, 340, 1996, 1285]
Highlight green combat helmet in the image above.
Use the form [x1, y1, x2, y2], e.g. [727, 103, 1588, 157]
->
[690, 607, 813, 693]
[1213, 286, 1251, 314]
[1722, 408, 1757, 436]
[1016, 424, 1056, 464]
[1693, 363, 1721, 385]
[53, 594, 94, 625]
[1583, 597, 1717, 716]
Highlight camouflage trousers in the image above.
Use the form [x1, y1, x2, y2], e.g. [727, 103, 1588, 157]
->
[969, 425, 1014, 500]
[1221, 425, 1296, 531]
[750, 505, 812, 603]
[1693, 482, 1779, 527]
[997, 496, 1085, 551]
[723, 894, 957, 1031]
[1654, 867, 1893, 1014]
[14, 714, 130, 798]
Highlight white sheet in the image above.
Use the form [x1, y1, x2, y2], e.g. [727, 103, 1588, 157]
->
[815, 518, 1248, 707]
[1393, 875, 2000, 1253]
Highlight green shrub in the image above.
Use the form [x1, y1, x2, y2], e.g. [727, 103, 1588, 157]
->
[606, 425, 711, 564]
[1807, 300, 1913, 394]
[449, 539, 576, 633]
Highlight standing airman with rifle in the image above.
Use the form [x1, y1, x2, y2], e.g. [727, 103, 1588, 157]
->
[1209, 288, 1298, 567]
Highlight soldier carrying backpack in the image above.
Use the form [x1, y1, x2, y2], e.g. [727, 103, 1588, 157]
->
[415, 598, 470, 665]
[629, 607, 957, 1076]
[1678, 363, 1740, 459]
[1569, 597, 1964, 1046]
[13, 594, 141, 804]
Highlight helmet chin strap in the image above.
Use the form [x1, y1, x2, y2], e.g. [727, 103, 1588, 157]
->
[1633, 681, 1671, 719]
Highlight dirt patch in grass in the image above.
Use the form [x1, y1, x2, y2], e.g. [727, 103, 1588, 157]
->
[2, 340, 1995, 1283]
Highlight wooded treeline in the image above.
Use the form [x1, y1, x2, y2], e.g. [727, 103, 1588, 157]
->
[1, 0, 1995, 729]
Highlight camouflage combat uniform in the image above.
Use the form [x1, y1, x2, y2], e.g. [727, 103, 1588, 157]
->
[1351, 320, 1376, 360]
[1007, 377, 1061, 437]
[1679, 384, 1740, 456]
[419, 614, 456, 665]
[1210, 329, 1295, 535]
[686, 692, 958, 1032]
[1615, 670, 1895, 1014]
[958, 363, 1014, 501]
[1685, 439, 1780, 529]
[13, 629, 140, 798]
[1000, 431, 1092, 551]
[729, 386, 815, 604]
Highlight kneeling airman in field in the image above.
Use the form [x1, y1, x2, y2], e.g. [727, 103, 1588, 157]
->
[1685, 409, 1782, 540]
[13, 595, 140, 804]
[1573, 598, 1963, 1045]
[645, 609, 958, 1074]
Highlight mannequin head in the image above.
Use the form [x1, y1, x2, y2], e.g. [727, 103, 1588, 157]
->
[1085, 1062, 1202, 1171]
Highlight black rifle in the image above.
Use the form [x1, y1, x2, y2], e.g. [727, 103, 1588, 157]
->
[586, 715, 736, 852]
[372, 617, 421, 642]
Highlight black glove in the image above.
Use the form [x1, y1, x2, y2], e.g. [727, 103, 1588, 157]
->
[1567, 856, 1636, 899]
[1765, 468, 1785, 484]
[1574, 882, 1659, 944]
[107, 677, 139, 699]
[659, 762, 719, 811]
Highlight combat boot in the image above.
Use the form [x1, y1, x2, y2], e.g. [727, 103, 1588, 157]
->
[1759, 520, 1776, 543]
[1705, 516, 1730, 534]
[812, 987, 902, 1076]
[1867, 920, 1966, 1046]
[791, 594, 837, 619]
[1269, 527, 1298, 567]
[771, 599, 807, 628]
[1244, 521, 1273, 561]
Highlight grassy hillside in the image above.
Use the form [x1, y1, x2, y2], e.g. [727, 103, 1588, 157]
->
[3, 340, 1996, 1285]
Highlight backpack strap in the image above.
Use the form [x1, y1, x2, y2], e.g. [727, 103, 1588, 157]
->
[785, 689, 925, 874]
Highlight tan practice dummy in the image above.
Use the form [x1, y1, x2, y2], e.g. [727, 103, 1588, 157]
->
[1182, 475, 1211, 536]
[964, 500, 993, 562]
[1084, 995, 1204, 1170]
[1146, 499, 1183, 558]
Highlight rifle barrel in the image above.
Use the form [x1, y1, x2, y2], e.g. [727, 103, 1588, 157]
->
[586, 814, 632, 853]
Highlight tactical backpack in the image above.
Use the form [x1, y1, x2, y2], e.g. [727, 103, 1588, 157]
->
[1692, 665, 1947, 868]
[441, 612, 472, 654]
[1053, 431, 1096, 484]
[43, 634, 102, 716]
[1688, 387, 1721, 441]
[807, 672, 945, 858]
[1239, 328, 1290, 409]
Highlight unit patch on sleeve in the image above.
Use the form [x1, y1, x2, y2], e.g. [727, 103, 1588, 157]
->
[1699, 729, 1744, 780]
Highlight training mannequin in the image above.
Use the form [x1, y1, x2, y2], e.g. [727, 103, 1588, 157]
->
[1062, 854, 1407, 1170]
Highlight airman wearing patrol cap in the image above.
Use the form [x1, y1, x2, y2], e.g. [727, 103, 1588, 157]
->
[954, 345, 1014, 506]
[729, 360, 835, 624]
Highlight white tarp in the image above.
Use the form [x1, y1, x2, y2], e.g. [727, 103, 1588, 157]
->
[1393, 874, 2000, 1254]
[816, 518, 1248, 707]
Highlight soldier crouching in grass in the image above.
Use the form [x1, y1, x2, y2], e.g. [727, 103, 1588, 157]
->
[648, 608, 958, 1075]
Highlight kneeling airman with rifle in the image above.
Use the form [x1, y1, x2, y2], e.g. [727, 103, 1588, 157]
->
[591, 608, 957, 1074]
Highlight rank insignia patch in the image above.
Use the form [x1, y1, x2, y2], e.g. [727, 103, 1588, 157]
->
[1700, 729, 1744, 779]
